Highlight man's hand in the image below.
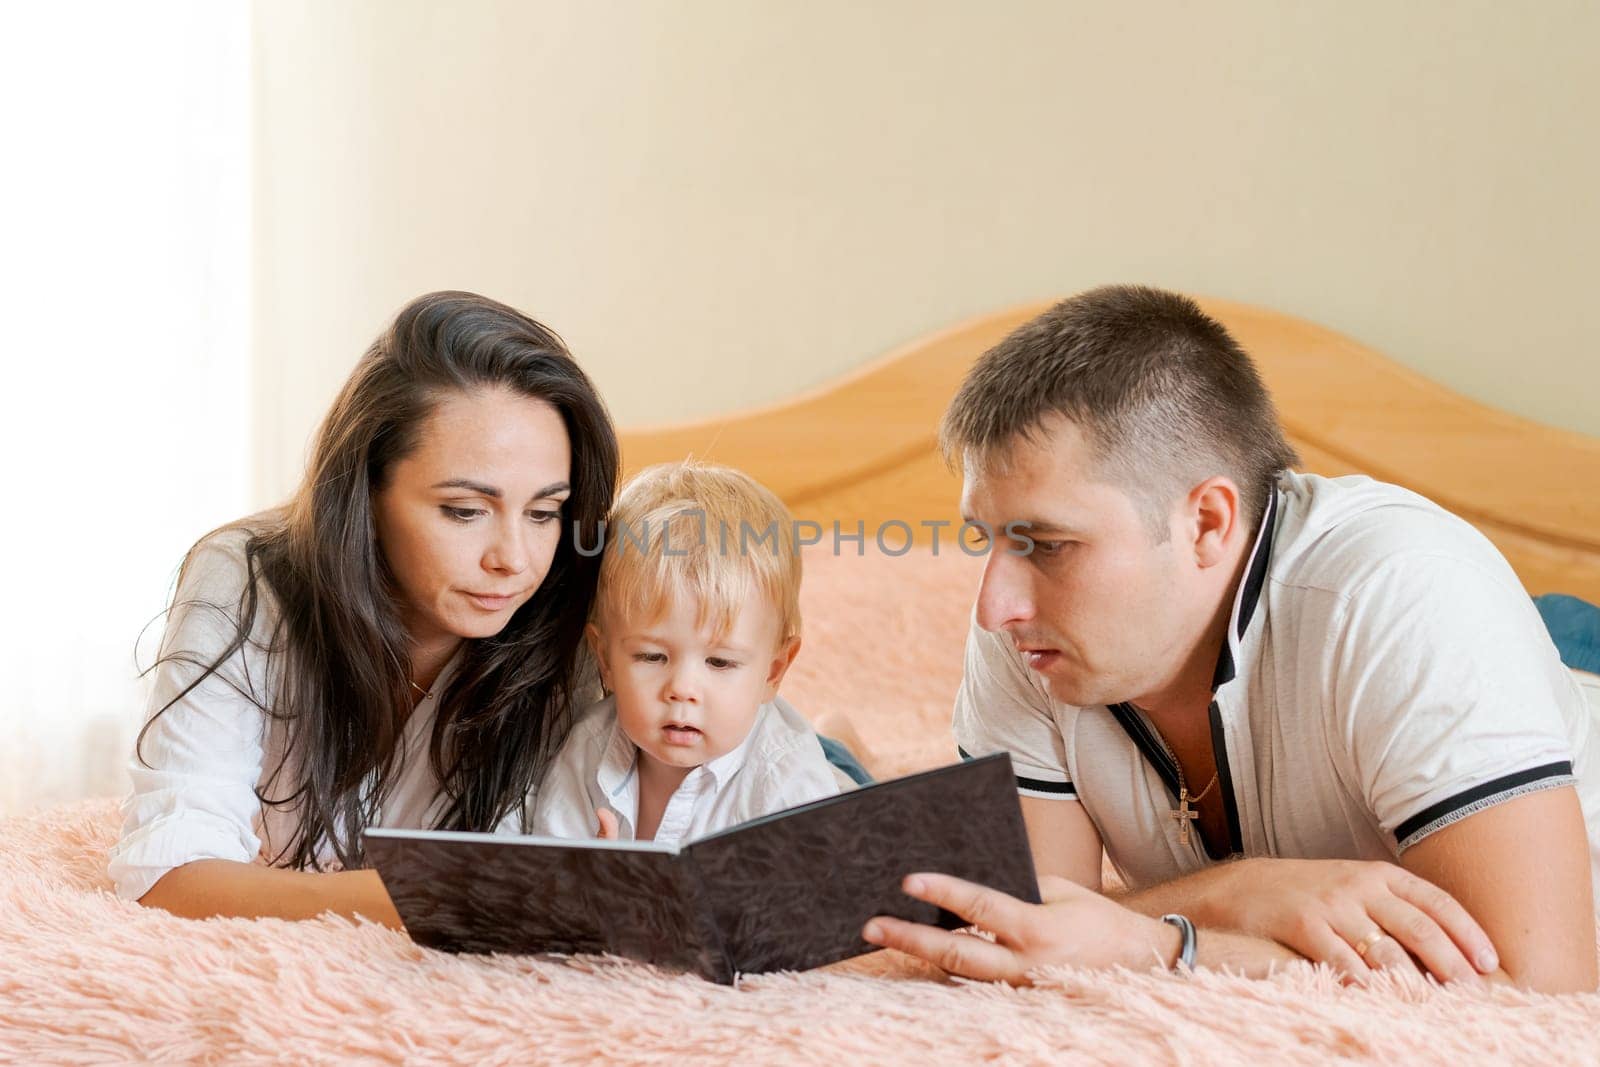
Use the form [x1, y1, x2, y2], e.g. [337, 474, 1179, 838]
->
[1126, 857, 1497, 984]
[862, 873, 1178, 983]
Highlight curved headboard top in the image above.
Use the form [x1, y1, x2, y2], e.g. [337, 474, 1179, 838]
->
[620, 297, 1600, 600]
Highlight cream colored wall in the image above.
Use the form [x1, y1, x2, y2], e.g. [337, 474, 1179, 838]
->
[252, 0, 1600, 507]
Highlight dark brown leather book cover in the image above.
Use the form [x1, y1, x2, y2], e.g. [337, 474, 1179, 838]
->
[365, 753, 1037, 983]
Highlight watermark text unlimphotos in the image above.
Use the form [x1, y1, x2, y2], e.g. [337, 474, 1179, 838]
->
[571, 513, 1038, 558]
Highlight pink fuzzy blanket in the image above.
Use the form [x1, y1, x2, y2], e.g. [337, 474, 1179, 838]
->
[4, 548, 1599, 1064]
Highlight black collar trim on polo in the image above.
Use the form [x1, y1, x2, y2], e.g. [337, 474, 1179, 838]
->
[1109, 484, 1280, 861]
[1212, 486, 1278, 690]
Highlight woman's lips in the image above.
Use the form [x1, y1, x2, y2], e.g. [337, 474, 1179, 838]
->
[465, 591, 520, 611]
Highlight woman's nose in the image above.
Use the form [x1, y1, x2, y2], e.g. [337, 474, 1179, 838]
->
[483, 517, 531, 575]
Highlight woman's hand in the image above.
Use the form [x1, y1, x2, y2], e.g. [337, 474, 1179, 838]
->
[595, 808, 620, 840]
[861, 873, 1179, 983]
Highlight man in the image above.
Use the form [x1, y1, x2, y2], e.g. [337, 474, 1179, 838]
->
[862, 286, 1600, 992]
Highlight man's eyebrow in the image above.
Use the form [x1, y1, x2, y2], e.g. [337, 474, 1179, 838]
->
[430, 479, 571, 500]
[1009, 520, 1083, 537]
[962, 517, 1084, 537]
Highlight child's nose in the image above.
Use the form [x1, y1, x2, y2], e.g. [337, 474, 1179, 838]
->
[665, 664, 700, 703]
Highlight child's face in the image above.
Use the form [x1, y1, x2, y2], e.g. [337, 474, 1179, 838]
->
[588, 594, 800, 772]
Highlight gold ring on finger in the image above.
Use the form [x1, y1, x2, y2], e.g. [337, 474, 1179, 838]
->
[1353, 928, 1385, 960]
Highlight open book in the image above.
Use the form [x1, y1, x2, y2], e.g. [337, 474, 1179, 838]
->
[364, 752, 1039, 983]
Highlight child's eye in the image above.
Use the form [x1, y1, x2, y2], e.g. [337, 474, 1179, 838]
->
[441, 505, 485, 523]
[632, 652, 667, 664]
[706, 657, 740, 670]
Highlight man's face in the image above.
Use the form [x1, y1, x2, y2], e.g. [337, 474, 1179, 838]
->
[961, 418, 1196, 708]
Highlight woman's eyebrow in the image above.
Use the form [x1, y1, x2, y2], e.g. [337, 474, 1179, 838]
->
[431, 478, 502, 498]
[429, 478, 571, 499]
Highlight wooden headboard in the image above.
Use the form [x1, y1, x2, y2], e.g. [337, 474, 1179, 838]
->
[619, 297, 1600, 603]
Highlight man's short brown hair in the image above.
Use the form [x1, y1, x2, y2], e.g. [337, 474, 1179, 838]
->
[939, 285, 1299, 534]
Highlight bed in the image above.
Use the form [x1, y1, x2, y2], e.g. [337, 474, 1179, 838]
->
[4, 297, 1598, 1064]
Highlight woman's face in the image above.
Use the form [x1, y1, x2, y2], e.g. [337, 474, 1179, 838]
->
[373, 386, 572, 661]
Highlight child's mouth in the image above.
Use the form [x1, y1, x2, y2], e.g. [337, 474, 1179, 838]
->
[662, 724, 703, 746]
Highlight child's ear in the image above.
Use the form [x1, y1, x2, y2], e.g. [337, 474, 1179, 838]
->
[585, 622, 612, 691]
[762, 634, 802, 701]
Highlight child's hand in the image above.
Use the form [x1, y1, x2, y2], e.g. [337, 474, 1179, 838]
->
[595, 808, 620, 840]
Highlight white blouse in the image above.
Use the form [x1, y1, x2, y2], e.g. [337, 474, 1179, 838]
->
[107, 527, 516, 901]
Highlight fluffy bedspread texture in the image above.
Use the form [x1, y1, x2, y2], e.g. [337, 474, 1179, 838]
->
[4, 548, 1600, 1064]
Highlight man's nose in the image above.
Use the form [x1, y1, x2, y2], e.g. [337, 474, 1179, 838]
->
[974, 549, 1035, 634]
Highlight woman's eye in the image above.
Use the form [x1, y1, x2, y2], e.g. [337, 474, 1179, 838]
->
[441, 505, 485, 523]
[527, 508, 560, 525]
[706, 657, 739, 670]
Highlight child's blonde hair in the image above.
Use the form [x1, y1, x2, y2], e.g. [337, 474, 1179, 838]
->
[594, 461, 802, 643]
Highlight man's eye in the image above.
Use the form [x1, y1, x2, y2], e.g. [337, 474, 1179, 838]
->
[1034, 540, 1068, 557]
[441, 506, 485, 523]
[706, 657, 739, 670]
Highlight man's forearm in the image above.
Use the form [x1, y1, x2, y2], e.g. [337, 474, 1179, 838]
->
[1108, 859, 1252, 927]
[1122, 877, 1304, 976]
[1187, 926, 1303, 975]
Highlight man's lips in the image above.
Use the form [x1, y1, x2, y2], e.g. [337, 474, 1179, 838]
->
[1019, 647, 1061, 671]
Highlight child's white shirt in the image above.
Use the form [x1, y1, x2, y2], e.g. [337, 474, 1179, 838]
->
[530, 694, 846, 845]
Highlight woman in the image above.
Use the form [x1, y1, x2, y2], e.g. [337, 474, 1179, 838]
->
[108, 291, 618, 926]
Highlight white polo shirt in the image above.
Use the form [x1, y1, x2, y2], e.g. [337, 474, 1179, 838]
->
[955, 471, 1600, 904]
[529, 693, 845, 846]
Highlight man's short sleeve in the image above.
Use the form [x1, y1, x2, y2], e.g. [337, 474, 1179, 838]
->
[1331, 553, 1577, 852]
[952, 612, 1077, 801]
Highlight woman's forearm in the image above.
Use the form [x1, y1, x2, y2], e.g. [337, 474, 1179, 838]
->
[137, 859, 403, 929]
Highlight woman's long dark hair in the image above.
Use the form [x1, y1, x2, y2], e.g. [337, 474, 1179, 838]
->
[137, 291, 618, 870]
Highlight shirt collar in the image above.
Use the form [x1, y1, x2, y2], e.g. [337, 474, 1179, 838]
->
[1212, 483, 1279, 691]
[594, 700, 768, 801]
[596, 709, 639, 801]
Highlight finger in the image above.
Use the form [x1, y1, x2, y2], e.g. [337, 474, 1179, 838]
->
[1298, 920, 1378, 984]
[1358, 930, 1425, 978]
[595, 808, 620, 840]
[862, 915, 1024, 983]
[1335, 912, 1423, 980]
[899, 872, 1036, 943]
[1367, 896, 1481, 985]
[1386, 869, 1499, 974]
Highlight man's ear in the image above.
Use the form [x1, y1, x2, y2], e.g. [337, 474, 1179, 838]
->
[763, 634, 803, 701]
[584, 622, 612, 691]
[1187, 477, 1242, 568]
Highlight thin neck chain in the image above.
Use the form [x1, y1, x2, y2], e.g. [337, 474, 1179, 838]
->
[1137, 703, 1219, 801]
